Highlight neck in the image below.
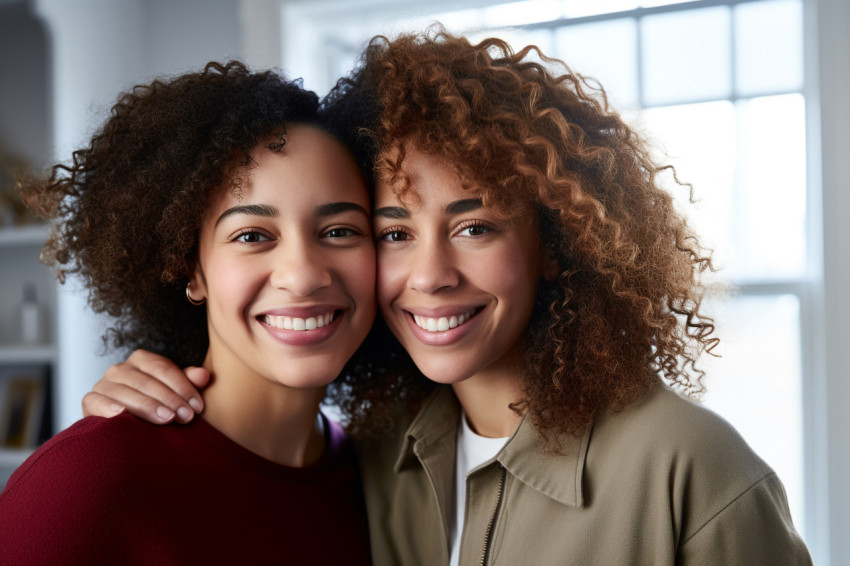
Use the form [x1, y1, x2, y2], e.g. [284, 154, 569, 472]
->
[200, 354, 326, 468]
[451, 359, 524, 439]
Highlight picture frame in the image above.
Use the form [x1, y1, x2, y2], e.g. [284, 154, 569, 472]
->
[0, 367, 47, 449]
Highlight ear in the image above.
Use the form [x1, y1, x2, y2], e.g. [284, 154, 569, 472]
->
[539, 245, 562, 283]
[187, 264, 208, 303]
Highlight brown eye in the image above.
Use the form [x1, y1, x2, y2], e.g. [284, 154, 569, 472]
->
[381, 230, 409, 242]
[324, 228, 356, 239]
[457, 224, 491, 237]
[234, 231, 270, 243]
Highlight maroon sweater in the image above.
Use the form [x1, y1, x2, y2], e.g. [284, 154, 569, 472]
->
[0, 412, 371, 565]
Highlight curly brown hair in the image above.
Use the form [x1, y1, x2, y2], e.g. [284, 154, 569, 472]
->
[323, 28, 718, 444]
[18, 61, 322, 368]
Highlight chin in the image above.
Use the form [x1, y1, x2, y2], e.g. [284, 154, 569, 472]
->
[410, 358, 473, 386]
[270, 362, 347, 390]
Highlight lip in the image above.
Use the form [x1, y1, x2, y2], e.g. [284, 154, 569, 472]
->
[403, 306, 483, 346]
[257, 305, 345, 346]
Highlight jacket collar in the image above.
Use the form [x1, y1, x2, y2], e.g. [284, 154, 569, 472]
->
[394, 386, 591, 508]
[394, 386, 460, 472]
[498, 410, 591, 507]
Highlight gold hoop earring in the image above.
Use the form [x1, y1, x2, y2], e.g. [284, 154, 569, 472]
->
[186, 283, 205, 306]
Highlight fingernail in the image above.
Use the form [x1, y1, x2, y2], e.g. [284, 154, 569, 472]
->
[156, 406, 174, 422]
[176, 407, 194, 423]
[188, 397, 203, 413]
[109, 404, 125, 416]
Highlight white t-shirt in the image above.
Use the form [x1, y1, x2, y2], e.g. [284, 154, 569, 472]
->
[448, 413, 509, 566]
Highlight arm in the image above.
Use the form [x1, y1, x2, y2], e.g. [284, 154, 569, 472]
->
[82, 349, 209, 424]
[678, 473, 812, 565]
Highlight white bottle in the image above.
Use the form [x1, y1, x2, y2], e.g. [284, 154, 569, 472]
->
[21, 283, 41, 344]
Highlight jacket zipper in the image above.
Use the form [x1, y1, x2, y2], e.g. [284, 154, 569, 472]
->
[480, 465, 507, 566]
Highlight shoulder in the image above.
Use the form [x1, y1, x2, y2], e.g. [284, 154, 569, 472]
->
[37, 412, 176, 462]
[587, 385, 778, 519]
[2, 413, 179, 499]
[0, 414, 165, 555]
[592, 384, 768, 477]
[588, 385, 807, 550]
[12, 414, 146, 467]
[604, 383, 731, 432]
[585, 386, 810, 560]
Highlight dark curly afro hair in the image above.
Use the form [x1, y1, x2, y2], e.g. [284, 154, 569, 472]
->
[19, 61, 322, 368]
[322, 27, 718, 446]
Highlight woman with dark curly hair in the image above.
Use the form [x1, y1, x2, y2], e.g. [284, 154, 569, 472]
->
[0, 61, 374, 564]
[81, 30, 810, 565]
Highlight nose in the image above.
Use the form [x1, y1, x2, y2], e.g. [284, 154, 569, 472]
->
[407, 238, 460, 294]
[269, 238, 333, 297]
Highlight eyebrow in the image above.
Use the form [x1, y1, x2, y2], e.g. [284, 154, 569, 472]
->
[215, 204, 277, 227]
[215, 201, 369, 227]
[316, 202, 370, 218]
[444, 198, 483, 214]
[373, 198, 484, 219]
[373, 206, 409, 219]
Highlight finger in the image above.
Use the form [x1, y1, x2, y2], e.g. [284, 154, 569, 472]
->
[82, 391, 126, 418]
[183, 366, 211, 388]
[124, 350, 201, 400]
[182, 367, 210, 413]
[84, 383, 180, 424]
[93, 373, 196, 424]
[104, 350, 203, 410]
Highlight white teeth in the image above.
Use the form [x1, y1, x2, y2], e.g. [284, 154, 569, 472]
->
[413, 310, 476, 333]
[262, 312, 334, 331]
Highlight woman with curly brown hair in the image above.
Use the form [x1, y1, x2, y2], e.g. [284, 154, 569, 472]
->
[81, 30, 810, 565]
[0, 61, 374, 564]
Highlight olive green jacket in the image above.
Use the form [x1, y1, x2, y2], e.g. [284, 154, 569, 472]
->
[357, 385, 811, 566]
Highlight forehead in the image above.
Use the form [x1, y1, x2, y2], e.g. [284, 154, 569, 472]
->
[374, 146, 472, 208]
[212, 123, 369, 211]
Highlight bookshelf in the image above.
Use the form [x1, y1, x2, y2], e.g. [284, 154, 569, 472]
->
[0, 225, 55, 488]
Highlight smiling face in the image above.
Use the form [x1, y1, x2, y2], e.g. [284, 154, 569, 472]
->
[374, 146, 552, 386]
[191, 124, 376, 391]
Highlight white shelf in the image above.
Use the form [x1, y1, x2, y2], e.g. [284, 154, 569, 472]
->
[0, 345, 56, 364]
[0, 224, 48, 247]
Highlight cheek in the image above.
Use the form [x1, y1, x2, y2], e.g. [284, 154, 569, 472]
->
[481, 246, 542, 311]
[202, 254, 262, 312]
[341, 248, 378, 310]
[375, 251, 404, 308]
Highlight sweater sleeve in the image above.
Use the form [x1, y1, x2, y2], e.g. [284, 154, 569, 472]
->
[677, 473, 812, 566]
[0, 418, 127, 565]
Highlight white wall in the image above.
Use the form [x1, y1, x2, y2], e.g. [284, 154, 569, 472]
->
[146, 0, 241, 74]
